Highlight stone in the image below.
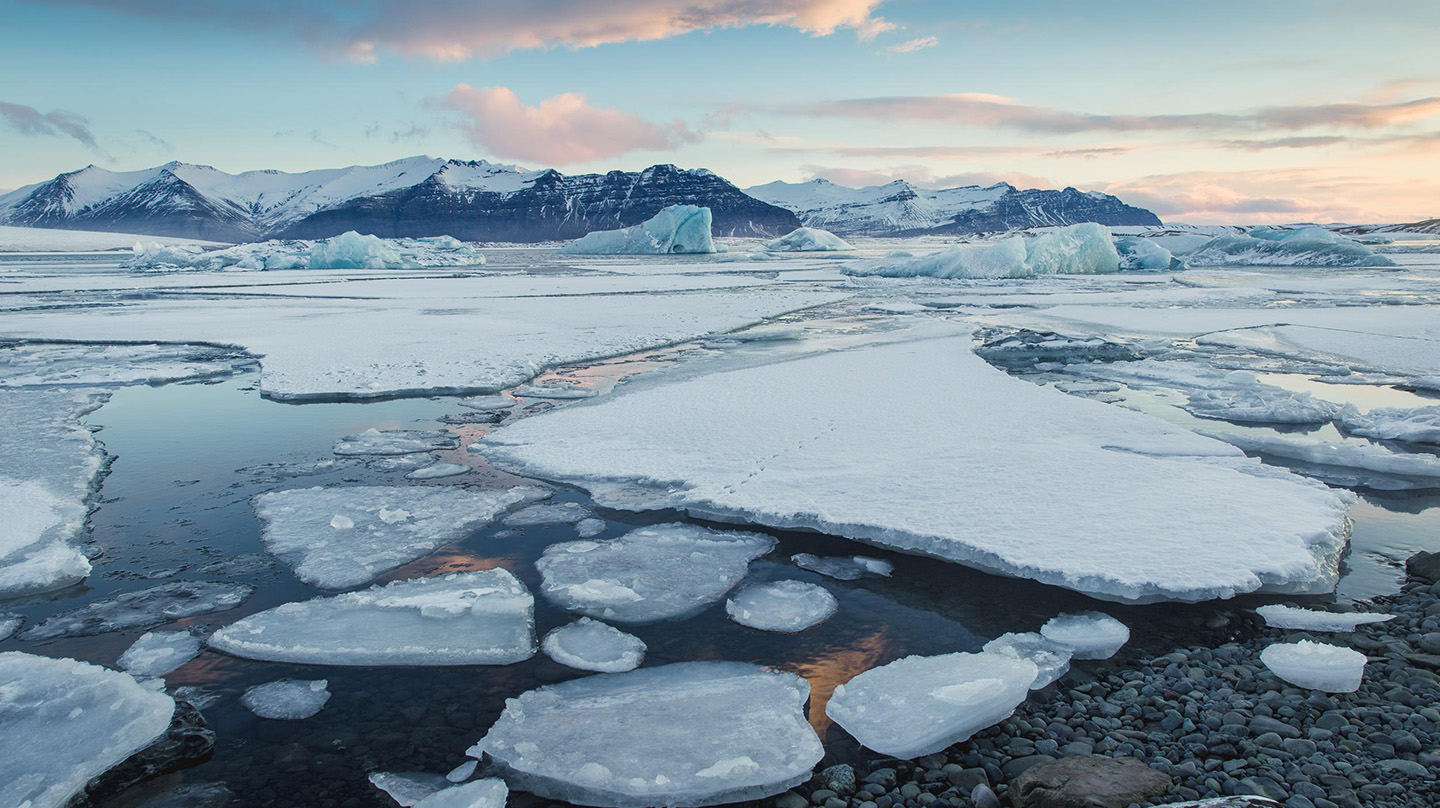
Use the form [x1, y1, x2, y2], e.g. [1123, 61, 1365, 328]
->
[1406, 551, 1440, 583]
[1010, 755, 1172, 808]
[1250, 716, 1302, 739]
[971, 784, 1001, 808]
[1375, 759, 1429, 777]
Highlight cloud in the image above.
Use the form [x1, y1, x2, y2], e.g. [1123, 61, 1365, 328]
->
[135, 129, 173, 151]
[1103, 168, 1439, 224]
[0, 100, 105, 154]
[434, 85, 699, 165]
[885, 36, 936, 53]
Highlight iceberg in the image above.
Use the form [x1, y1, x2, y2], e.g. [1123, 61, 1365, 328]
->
[1114, 236, 1185, 271]
[117, 629, 203, 678]
[763, 227, 854, 252]
[541, 617, 646, 672]
[790, 553, 893, 581]
[844, 224, 1119, 279]
[208, 570, 536, 666]
[334, 428, 459, 456]
[0, 652, 176, 808]
[535, 524, 775, 623]
[126, 232, 486, 271]
[1256, 604, 1395, 632]
[254, 485, 546, 589]
[825, 652, 1038, 758]
[1337, 403, 1440, 446]
[23, 581, 254, 641]
[1260, 640, 1366, 692]
[1040, 612, 1130, 660]
[469, 661, 822, 807]
[1186, 227, 1395, 267]
[559, 205, 716, 255]
[982, 632, 1073, 689]
[241, 679, 331, 719]
[308, 231, 406, 269]
[725, 581, 838, 633]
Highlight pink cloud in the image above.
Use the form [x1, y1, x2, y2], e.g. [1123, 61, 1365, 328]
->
[436, 85, 699, 165]
[885, 36, 937, 53]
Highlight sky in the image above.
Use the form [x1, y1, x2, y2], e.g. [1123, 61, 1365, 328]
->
[2, 0, 1438, 224]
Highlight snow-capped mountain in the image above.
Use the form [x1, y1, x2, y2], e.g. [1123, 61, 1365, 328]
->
[0, 157, 799, 243]
[745, 178, 1161, 236]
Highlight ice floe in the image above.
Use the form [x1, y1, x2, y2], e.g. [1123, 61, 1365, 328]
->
[459, 395, 516, 412]
[845, 224, 1119, 279]
[241, 679, 331, 719]
[763, 227, 853, 252]
[514, 384, 598, 399]
[334, 428, 459, 456]
[1040, 612, 1130, 660]
[725, 581, 837, 633]
[127, 232, 486, 271]
[502, 501, 594, 527]
[790, 553, 893, 581]
[1067, 361, 1342, 425]
[254, 485, 546, 588]
[117, 630, 203, 677]
[1200, 431, 1440, 483]
[559, 205, 716, 255]
[407, 463, 471, 480]
[825, 652, 1038, 758]
[0, 342, 246, 389]
[414, 779, 509, 808]
[574, 518, 608, 538]
[469, 661, 822, 807]
[209, 570, 536, 666]
[540, 617, 646, 673]
[1186, 227, 1395, 268]
[448, 761, 479, 783]
[370, 772, 449, 806]
[535, 524, 775, 622]
[1260, 640, 1367, 692]
[1256, 604, 1396, 632]
[1337, 403, 1440, 446]
[982, 632, 1073, 689]
[23, 581, 254, 640]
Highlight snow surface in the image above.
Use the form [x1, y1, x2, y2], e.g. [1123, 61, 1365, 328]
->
[469, 661, 822, 807]
[117, 630, 203, 677]
[763, 227, 854, 252]
[540, 617, 646, 672]
[334, 428, 459, 456]
[23, 581, 254, 640]
[0, 652, 175, 808]
[208, 570, 536, 666]
[1256, 605, 1396, 632]
[560, 205, 716, 255]
[982, 632, 1073, 689]
[1260, 641, 1367, 692]
[790, 553, 893, 581]
[844, 224, 1119, 279]
[254, 485, 547, 588]
[725, 581, 838, 633]
[825, 652, 1038, 758]
[0, 224, 224, 253]
[1039, 613, 1131, 660]
[535, 524, 776, 622]
[481, 327, 1355, 603]
[1337, 403, 1440, 445]
[241, 679, 331, 719]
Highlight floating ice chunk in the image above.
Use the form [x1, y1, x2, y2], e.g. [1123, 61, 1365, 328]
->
[537, 524, 775, 623]
[574, 518, 608, 538]
[1261, 640, 1366, 692]
[407, 463, 471, 480]
[117, 630, 203, 678]
[126, 233, 484, 271]
[459, 396, 515, 412]
[0, 652, 176, 808]
[0, 614, 21, 641]
[825, 652, 1038, 758]
[1256, 604, 1396, 632]
[503, 501, 594, 527]
[470, 661, 821, 807]
[1201, 430, 1440, 481]
[790, 553, 893, 581]
[414, 779, 508, 808]
[1337, 403, 1440, 446]
[846, 224, 1119, 279]
[1040, 613, 1130, 660]
[126, 242, 206, 269]
[241, 679, 330, 719]
[1185, 383, 1341, 425]
[309, 231, 407, 269]
[982, 632, 1073, 689]
[1187, 227, 1395, 267]
[208, 569, 536, 666]
[1054, 380, 1122, 395]
[334, 428, 459, 456]
[173, 685, 220, 710]
[447, 760, 479, 783]
[725, 581, 837, 633]
[975, 329, 1139, 366]
[1114, 236, 1185, 271]
[541, 617, 646, 672]
[23, 581, 254, 641]
[559, 205, 716, 255]
[763, 227, 853, 252]
[514, 384, 597, 400]
[372, 453, 439, 472]
[255, 485, 546, 589]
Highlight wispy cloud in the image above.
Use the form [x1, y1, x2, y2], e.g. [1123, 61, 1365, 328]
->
[0, 100, 106, 155]
[885, 36, 936, 53]
[1104, 168, 1439, 224]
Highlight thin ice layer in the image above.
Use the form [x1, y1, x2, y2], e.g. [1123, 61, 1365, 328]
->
[208, 570, 536, 666]
[982, 632, 1073, 689]
[1260, 641, 1367, 692]
[541, 618, 646, 672]
[254, 485, 547, 588]
[334, 429, 459, 456]
[725, 581, 837, 633]
[1200, 430, 1440, 481]
[825, 652, 1038, 758]
[469, 661, 822, 808]
[536, 524, 776, 622]
[0, 652, 175, 808]
[791, 553, 893, 581]
[117, 630, 203, 677]
[241, 679, 331, 719]
[24, 581, 254, 640]
[481, 328, 1354, 603]
[1256, 605, 1396, 632]
[559, 205, 716, 255]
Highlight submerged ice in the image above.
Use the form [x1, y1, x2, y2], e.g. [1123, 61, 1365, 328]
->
[23, 581, 254, 640]
[982, 632, 1073, 689]
[334, 428, 459, 456]
[560, 205, 717, 255]
[241, 679, 331, 719]
[790, 553, 893, 581]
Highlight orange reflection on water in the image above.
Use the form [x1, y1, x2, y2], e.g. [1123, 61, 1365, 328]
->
[782, 630, 895, 741]
[381, 548, 526, 581]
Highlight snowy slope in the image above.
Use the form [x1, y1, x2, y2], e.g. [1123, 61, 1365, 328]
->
[0, 224, 225, 252]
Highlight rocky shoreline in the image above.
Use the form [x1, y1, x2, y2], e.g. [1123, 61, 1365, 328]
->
[772, 553, 1440, 808]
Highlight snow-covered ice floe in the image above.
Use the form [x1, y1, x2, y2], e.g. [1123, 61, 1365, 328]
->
[334, 428, 459, 456]
[540, 617, 646, 673]
[825, 652, 1038, 758]
[790, 553, 893, 581]
[0, 651, 175, 808]
[1256, 604, 1395, 632]
[1039, 612, 1130, 660]
[1184, 227, 1395, 268]
[1337, 403, 1440, 446]
[559, 205, 717, 255]
[763, 227, 853, 252]
[725, 581, 837, 633]
[844, 224, 1119, 279]
[1200, 430, 1440, 484]
[469, 661, 822, 807]
[535, 524, 775, 622]
[23, 581, 254, 641]
[126, 232, 486, 270]
[481, 327, 1355, 603]
[254, 485, 547, 589]
[1260, 640, 1367, 692]
[241, 679, 331, 719]
[982, 632, 1073, 689]
[513, 384, 597, 400]
[209, 570, 536, 666]
[117, 629, 203, 678]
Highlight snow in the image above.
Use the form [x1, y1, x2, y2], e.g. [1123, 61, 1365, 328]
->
[1187, 227, 1395, 267]
[1256, 604, 1396, 632]
[334, 428, 459, 456]
[1260, 640, 1367, 692]
[254, 485, 547, 588]
[0, 652, 175, 808]
[514, 384, 598, 399]
[1201, 430, 1440, 482]
[481, 327, 1355, 604]
[1114, 236, 1184, 271]
[535, 524, 776, 622]
[413, 779, 509, 808]
[117, 630, 203, 678]
[23, 581, 254, 641]
[560, 205, 716, 255]
[541, 617, 646, 672]
[1337, 403, 1440, 446]
[725, 581, 838, 633]
[407, 463, 471, 480]
[825, 652, 1038, 758]
[982, 632, 1073, 689]
[241, 679, 331, 719]
[469, 661, 822, 807]
[844, 224, 1119, 279]
[1040, 613, 1130, 660]
[763, 227, 854, 252]
[208, 570, 537, 666]
[503, 502, 594, 527]
[0, 224, 225, 253]
[791, 553, 893, 581]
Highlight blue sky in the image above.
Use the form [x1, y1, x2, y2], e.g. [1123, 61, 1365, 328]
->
[3, 0, 1438, 223]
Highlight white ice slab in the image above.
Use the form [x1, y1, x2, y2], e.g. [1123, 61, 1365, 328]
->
[1337, 404, 1440, 446]
[469, 661, 822, 807]
[982, 632, 1073, 689]
[1260, 640, 1367, 692]
[208, 570, 536, 666]
[725, 581, 837, 633]
[117, 630, 203, 678]
[0, 343, 243, 389]
[459, 395, 515, 412]
[1040, 612, 1130, 660]
[242, 679, 331, 719]
[23, 581, 254, 640]
[541, 618, 646, 672]
[369, 771, 448, 806]
[408, 463, 472, 480]
[1256, 605, 1396, 632]
[414, 779, 508, 808]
